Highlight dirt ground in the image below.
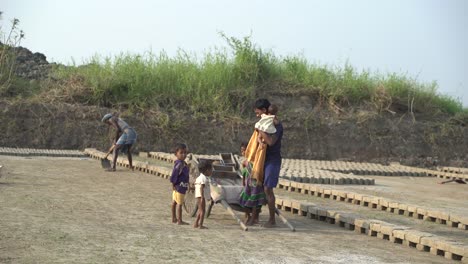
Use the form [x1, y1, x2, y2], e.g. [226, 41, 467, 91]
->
[0, 156, 458, 264]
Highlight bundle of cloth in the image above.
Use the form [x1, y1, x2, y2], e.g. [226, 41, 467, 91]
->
[244, 114, 277, 184]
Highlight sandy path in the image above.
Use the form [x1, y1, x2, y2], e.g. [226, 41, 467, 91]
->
[0, 156, 455, 263]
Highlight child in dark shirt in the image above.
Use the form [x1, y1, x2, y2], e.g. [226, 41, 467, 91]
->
[170, 143, 190, 225]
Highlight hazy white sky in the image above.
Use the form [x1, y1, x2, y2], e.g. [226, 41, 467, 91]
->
[3, 0, 468, 106]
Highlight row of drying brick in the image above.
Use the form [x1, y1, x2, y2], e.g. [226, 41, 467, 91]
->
[283, 159, 418, 174]
[278, 179, 468, 231]
[394, 164, 468, 181]
[275, 197, 468, 262]
[85, 149, 173, 178]
[439, 166, 468, 175]
[149, 151, 414, 177]
[283, 168, 423, 176]
[148, 152, 218, 164]
[280, 174, 374, 185]
[0, 147, 85, 157]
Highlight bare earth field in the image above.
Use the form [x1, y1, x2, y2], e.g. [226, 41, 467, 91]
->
[0, 156, 460, 264]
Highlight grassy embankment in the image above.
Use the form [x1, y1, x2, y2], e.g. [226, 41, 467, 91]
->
[3, 33, 467, 118]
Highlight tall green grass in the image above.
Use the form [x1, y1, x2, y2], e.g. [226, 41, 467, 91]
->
[49, 34, 464, 115]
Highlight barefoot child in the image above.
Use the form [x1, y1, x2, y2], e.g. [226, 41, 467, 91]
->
[193, 160, 213, 229]
[170, 143, 190, 225]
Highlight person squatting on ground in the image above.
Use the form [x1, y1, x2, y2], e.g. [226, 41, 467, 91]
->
[170, 143, 190, 225]
[255, 99, 283, 227]
[193, 160, 213, 229]
[101, 113, 137, 172]
[239, 142, 266, 226]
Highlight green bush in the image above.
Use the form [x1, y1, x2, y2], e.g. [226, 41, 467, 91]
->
[48, 34, 465, 116]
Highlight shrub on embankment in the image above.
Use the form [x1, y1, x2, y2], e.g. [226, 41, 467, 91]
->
[32, 34, 465, 117]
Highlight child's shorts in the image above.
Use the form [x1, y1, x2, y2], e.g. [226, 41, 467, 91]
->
[172, 190, 185, 205]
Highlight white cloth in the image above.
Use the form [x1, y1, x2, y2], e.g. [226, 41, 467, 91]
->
[255, 114, 276, 134]
[195, 173, 211, 198]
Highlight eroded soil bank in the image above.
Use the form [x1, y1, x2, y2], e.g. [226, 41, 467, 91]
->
[1, 97, 467, 167]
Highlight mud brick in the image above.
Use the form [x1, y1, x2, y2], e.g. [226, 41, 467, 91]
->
[451, 214, 468, 226]
[275, 197, 284, 209]
[295, 182, 304, 192]
[343, 222, 355, 230]
[289, 182, 298, 192]
[377, 198, 389, 210]
[315, 187, 324, 197]
[405, 205, 417, 217]
[291, 201, 301, 215]
[353, 193, 363, 205]
[343, 178, 351, 184]
[405, 231, 433, 249]
[446, 220, 459, 228]
[323, 189, 332, 198]
[387, 202, 399, 213]
[345, 192, 355, 203]
[376, 233, 389, 240]
[283, 180, 292, 191]
[308, 185, 318, 196]
[307, 206, 318, 219]
[370, 197, 380, 209]
[392, 229, 410, 244]
[336, 213, 355, 226]
[369, 220, 386, 236]
[397, 204, 408, 215]
[436, 240, 463, 253]
[335, 191, 346, 202]
[299, 203, 313, 216]
[418, 236, 440, 253]
[416, 208, 428, 220]
[354, 218, 370, 235]
[425, 210, 439, 222]
[278, 179, 289, 189]
[300, 183, 309, 194]
[326, 210, 338, 224]
[316, 207, 328, 221]
[444, 252, 463, 261]
[436, 211, 450, 224]
[448, 244, 468, 261]
[429, 247, 445, 256]
[139, 152, 149, 158]
[362, 196, 372, 207]
[416, 244, 431, 252]
[459, 223, 468, 230]
[282, 199, 293, 212]
[380, 224, 409, 236]
[331, 190, 340, 200]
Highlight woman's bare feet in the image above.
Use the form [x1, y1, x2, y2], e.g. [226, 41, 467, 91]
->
[178, 221, 189, 225]
[198, 226, 208, 229]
